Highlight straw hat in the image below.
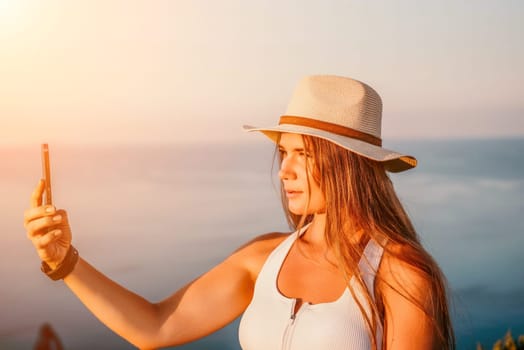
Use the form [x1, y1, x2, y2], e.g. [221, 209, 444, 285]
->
[243, 75, 417, 172]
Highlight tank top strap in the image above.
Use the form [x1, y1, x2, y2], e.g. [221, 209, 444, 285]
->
[357, 239, 385, 298]
[252, 223, 311, 293]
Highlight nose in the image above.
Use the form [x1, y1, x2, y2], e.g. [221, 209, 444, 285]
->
[278, 155, 297, 181]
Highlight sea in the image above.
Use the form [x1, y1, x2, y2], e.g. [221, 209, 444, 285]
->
[1, 138, 523, 350]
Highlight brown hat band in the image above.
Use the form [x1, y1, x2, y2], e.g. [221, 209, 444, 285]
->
[279, 116, 382, 146]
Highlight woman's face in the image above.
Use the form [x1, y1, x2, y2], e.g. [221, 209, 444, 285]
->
[278, 133, 326, 215]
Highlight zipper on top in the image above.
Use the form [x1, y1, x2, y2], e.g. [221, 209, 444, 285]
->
[281, 298, 308, 350]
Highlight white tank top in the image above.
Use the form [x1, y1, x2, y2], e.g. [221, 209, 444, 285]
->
[238, 225, 384, 350]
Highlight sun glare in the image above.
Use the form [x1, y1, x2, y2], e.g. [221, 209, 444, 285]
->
[0, 0, 35, 33]
[0, 0, 20, 19]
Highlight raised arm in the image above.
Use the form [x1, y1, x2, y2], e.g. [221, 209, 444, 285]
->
[24, 179, 278, 349]
[61, 243, 255, 349]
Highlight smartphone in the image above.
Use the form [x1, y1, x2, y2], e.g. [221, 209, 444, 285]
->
[41, 143, 53, 205]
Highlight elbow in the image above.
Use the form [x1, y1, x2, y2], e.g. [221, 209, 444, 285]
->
[129, 305, 183, 350]
[131, 333, 180, 350]
[125, 304, 167, 350]
[128, 330, 168, 350]
[123, 331, 162, 350]
[133, 341, 158, 350]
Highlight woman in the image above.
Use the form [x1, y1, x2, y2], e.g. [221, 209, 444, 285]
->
[24, 75, 455, 349]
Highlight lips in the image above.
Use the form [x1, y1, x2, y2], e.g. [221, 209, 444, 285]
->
[285, 190, 303, 198]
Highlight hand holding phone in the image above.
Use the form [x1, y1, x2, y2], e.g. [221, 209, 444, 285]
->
[25, 144, 74, 271]
[41, 143, 53, 205]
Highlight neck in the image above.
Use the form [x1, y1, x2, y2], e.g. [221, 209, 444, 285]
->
[298, 213, 340, 269]
[301, 212, 366, 249]
[301, 212, 327, 248]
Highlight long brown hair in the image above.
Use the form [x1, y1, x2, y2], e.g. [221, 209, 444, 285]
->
[274, 134, 455, 349]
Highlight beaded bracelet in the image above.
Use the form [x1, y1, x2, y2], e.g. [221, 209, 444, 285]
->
[41, 245, 79, 281]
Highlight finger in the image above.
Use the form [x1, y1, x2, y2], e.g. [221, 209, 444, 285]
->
[24, 205, 56, 227]
[55, 209, 69, 223]
[30, 179, 45, 208]
[26, 215, 62, 239]
[35, 229, 62, 249]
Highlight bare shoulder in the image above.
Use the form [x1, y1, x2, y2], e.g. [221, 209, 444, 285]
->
[227, 231, 290, 282]
[377, 242, 433, 307]
[377, 243, 444, 348]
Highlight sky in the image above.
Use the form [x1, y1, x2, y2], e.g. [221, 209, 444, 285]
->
[0, 0, 523, 145]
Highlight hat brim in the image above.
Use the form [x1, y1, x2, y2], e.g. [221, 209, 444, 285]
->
[242, 124, 417, 173]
